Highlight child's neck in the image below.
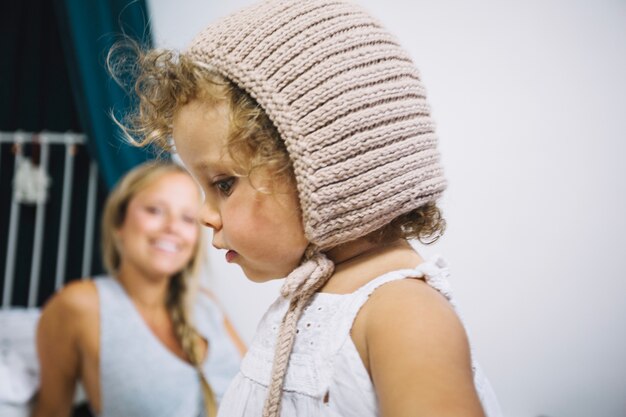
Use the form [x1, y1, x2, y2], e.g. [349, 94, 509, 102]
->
[321, 239, 422, 294]
[326, 238, 405, 266]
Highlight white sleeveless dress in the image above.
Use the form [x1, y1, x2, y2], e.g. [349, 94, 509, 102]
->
[217, 256, 502, 417]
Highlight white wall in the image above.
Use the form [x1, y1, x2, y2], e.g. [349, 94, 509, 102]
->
[147, 1, 626, 416]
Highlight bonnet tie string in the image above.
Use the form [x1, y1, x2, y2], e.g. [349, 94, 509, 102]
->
[263, 249, 334, 417]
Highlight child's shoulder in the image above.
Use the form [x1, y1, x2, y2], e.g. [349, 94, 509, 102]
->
[350, 275, 474, 410]
[366, 277, 457, 324]
[352, 273, 470, 367]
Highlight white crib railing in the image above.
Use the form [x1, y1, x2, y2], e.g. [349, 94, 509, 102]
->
[0, 131, 100, 308]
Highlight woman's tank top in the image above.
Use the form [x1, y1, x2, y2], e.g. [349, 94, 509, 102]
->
[95, 276, 240, 417]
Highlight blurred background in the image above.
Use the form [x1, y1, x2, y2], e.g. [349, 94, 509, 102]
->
[1, 1, 625, 417]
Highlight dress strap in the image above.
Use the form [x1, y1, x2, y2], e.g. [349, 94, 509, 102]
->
[325, 255, 454, 358]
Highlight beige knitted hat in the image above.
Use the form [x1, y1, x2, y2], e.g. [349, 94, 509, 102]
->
[186, 0, 446, 251]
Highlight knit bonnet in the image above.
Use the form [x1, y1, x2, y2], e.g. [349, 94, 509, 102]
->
[185, 1, 446, 415]
[186, 0, 446, 251]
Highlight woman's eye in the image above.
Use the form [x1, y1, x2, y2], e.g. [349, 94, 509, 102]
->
[146, 206, 163, 215]
[213, 177, 236, 196]
[182, 215, 196, 224]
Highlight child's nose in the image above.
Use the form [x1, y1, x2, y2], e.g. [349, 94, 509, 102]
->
[199, 201, 221, 230]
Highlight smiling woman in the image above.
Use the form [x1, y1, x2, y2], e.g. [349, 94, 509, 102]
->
[32, 161, 245, 417]
[106, 167, 200, 281]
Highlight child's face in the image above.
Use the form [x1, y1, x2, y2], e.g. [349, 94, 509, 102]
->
[172, 100, 309, 282]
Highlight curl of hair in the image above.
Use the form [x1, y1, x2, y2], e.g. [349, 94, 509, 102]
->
[108, 41, 294, 192]
[364, 202, 447, 245]
[100, 161, 216, 416]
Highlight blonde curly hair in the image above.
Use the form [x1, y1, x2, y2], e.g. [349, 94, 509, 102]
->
[110, 44, 294, 189]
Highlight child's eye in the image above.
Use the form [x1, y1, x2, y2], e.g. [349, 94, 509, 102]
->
[212, 177, 236, 196]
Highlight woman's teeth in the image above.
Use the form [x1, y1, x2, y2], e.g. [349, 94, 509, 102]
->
[154, 240, 178, 253]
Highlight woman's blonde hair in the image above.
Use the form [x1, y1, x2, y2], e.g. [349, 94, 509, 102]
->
[101, 161, 217, 415]
[110, 44, 444, 246]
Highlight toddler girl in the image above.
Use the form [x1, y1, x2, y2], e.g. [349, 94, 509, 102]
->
[119, 1, 502, 416]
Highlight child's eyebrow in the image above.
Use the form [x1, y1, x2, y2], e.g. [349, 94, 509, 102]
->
[192, 159, 230, 176]
[192, 160, 211, 171]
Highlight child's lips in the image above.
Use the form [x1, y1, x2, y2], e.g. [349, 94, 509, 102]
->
[225, 250, 238, 263]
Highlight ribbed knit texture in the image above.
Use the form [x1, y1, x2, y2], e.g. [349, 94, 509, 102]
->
[187, 0, 446, 251]
[186, 1, 447, 415]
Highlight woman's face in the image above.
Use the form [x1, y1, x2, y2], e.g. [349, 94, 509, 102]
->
[115, 172, 201, 281]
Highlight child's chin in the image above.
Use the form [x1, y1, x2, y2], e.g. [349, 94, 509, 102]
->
[243, 269, 286, 284]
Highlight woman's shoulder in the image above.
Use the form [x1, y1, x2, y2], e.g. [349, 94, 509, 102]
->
[41, 279, 99, 323]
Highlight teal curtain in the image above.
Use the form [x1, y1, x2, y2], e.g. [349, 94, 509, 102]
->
[53, 0, 156, 190]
